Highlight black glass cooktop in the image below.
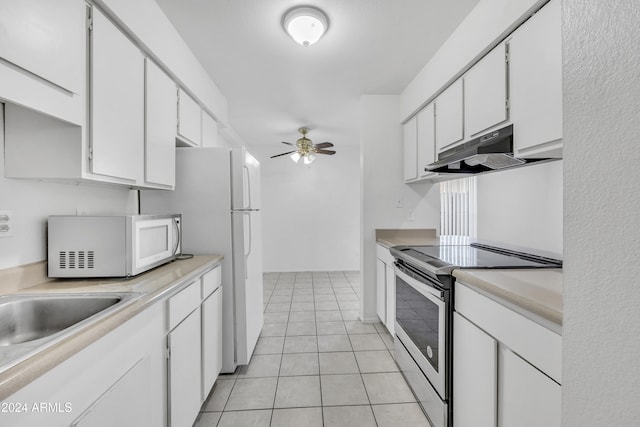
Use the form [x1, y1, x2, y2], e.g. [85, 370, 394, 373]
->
[391, 242, 562, 282]
[401, 244, 559, 269]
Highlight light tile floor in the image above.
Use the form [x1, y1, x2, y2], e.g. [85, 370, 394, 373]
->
[194, 271, 431, 427]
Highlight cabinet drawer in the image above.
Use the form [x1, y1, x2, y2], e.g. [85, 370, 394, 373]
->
[168, 280, 201, 330]
[202, 266, 222, 299]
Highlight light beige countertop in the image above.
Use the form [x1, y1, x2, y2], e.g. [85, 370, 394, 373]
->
[375, 228, 439, 248]
[0, 255, 222, 400]
[453, 268, 563, 332]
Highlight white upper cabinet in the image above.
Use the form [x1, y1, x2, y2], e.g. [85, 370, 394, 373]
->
[145, 58, 176, 188]
[177, 88, 202, 146]
[0, 0, 84, 95]
[435, 78, 464, 152]
[464, 43, 508, 138]
[90, 6, 144, 182]
[417, 103, 436, 178]
[403, 115, 418, 181]
[0, 0, 85, 124]
[509, 0, 562, 158]
[202, 111, 219, 147]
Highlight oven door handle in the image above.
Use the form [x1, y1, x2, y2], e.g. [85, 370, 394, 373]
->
[395, 265, 444, 300]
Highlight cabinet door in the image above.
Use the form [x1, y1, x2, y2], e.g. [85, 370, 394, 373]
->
[90, 7, 144, 182]
[168, 309, 202, 427]
[0, 0, 84, 95]
[464, 43, 508, 138]
[509, 0, 562, 158]
[498, 346, 561, 427]
[177, 88, 202, 146]
[202, 288, 223, 401]
[435, 79, 464, 152]
[453, 312, 498, 427]
[417, 103, 436, 178]
[384, 261, 395, 335]
[145, 59, 176, 187]
[403, 116, 418, 181]
[71, 358, 150, 427]
[376, 259, 386, 323]
[202, 111, 219, 147]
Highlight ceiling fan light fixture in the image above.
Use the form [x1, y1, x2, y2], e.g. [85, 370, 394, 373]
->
[283, 6, 328, 47]
[290, 152, 302, 163]
[303, 153, 316, 164]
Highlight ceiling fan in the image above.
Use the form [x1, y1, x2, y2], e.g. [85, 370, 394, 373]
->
[270, 127, 336, 164]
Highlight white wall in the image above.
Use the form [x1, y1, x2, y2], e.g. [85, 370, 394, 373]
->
[361, 95, 441, 321]
[400, 0, 545, 121]
[562, 1, 640, 425]
[0, 105, 138, 271]
[248, 145, 360, 273]
[476, 160, 563, 254]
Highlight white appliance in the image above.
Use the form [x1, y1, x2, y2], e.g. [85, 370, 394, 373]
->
[47, 214, 181, 278]
[140, 147, 263, 373]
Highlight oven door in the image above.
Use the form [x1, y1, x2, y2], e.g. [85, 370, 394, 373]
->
[394, 263, 448, 399]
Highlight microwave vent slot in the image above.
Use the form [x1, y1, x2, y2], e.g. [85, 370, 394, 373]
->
[58, 251, 95, 269]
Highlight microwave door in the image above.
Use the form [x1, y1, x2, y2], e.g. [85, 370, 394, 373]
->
[133, 217, 177, 275]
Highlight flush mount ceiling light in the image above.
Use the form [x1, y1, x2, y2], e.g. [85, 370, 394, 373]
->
[282, 6, 329, 47]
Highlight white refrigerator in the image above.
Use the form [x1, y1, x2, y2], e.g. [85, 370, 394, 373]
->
[140, 147, 263, 373]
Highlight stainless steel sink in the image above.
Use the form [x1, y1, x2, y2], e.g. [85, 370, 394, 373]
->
[0, 293, 139, 369]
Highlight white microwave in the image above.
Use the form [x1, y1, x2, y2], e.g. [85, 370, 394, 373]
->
[47, 214, 182, 278]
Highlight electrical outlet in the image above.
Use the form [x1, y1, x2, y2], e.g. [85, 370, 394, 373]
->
[395, 199, 403, 209]
[408, 210, 415, 221]
[0, 210, 13, 238]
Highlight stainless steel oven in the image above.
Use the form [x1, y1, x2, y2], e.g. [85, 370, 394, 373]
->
[394, 260, 451, 427]
[391, 241, 563, 427]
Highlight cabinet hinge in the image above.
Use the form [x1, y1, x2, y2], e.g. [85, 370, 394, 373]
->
[165, 344, 171, 360]
[88, 146, 93, 160]
[505, 50, 509, 63]
[505, 98, 510, 110]
[87, 16, 93, 31]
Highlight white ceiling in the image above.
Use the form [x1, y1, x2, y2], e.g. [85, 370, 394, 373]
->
[156, 0, 480, 153]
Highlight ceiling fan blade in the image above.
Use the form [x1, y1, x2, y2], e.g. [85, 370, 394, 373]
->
[316, 149, 336, 155]
[314, 142, 334, 149]
[281, 141, 295, 146]
[270, 150, 297, 158]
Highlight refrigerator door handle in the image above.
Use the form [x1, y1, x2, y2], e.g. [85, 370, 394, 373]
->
[245, 212, 252, 279]
[243, 164, 251, 209]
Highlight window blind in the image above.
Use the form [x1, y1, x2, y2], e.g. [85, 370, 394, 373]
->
[440, 177, 477, 238]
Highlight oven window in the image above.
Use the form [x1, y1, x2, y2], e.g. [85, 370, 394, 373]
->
[396, 276, 440, 372]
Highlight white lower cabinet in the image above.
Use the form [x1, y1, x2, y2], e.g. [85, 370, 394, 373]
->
[453, 312, 497, 427]
[498, 346, 561, 427]
[454, 283, 561, 427]
[376, 244, 395, 334]
[168, 308, 202, 427]
[201, 286, 223, 401]
[1, 303, 165, 427]
[376, 259, 387, 325]
[167, 266, 223, 426]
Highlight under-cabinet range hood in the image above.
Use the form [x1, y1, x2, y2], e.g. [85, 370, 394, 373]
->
[425, 125, 548, 174]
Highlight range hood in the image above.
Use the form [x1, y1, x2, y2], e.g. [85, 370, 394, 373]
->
[425, 125, 547, 174]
